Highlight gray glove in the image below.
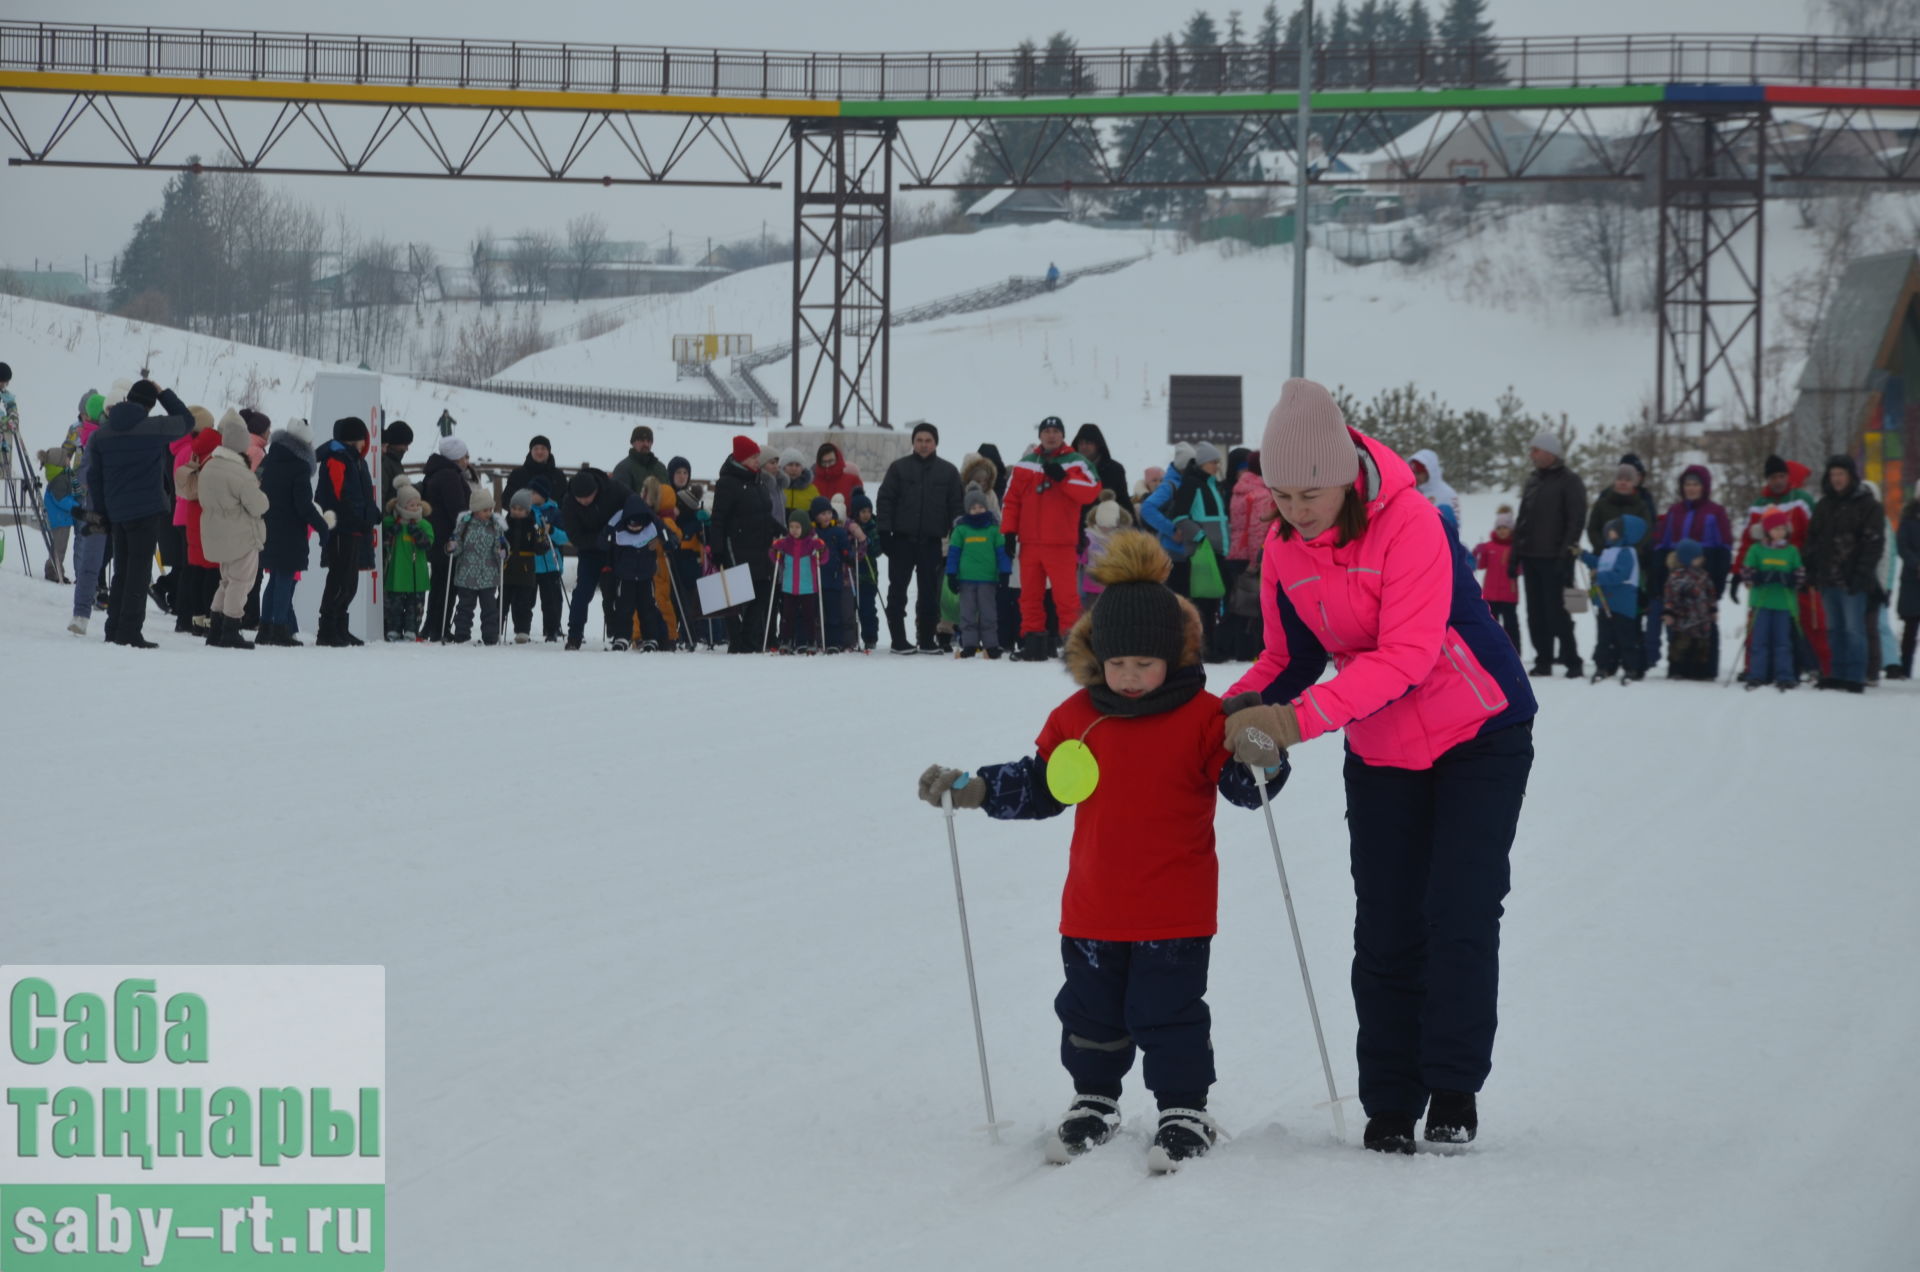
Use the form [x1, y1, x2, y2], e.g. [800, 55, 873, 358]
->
[918, 765, 987, 810]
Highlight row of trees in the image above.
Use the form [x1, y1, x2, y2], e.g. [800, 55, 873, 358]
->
[958, 1, 1501, 217]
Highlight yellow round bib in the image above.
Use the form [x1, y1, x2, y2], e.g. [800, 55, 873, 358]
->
[1046, 738, 1100, 805]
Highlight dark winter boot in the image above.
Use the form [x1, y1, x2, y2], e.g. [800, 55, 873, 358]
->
[1020, 633, 1050, 662]
[1146, 1108, 1219, 1173]
[219, 615, 256, 650]
[1423, 1090, 1476, 1144]
[1043, 1094, 1121, 1165]
[1363, 1113, 1417, 1155]
[206, 613, 226, 647]
[314, 615, 343, 648]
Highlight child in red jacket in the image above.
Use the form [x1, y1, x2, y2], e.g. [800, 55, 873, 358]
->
[919, 530, 1287, 1173]
[1473, 506, 1521, 651]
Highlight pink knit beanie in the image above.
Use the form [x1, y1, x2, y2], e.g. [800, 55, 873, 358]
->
[1262, 379, 1358, 488]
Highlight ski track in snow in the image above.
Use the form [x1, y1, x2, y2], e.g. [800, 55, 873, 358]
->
[3, 490, 1915, 1269]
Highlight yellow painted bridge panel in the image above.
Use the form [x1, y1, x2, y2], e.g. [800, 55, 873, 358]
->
[0, 69, 841, 117]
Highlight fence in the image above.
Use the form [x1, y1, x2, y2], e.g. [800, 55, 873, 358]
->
[4, 23, 1916, 101]
[445, 378, 762, 425]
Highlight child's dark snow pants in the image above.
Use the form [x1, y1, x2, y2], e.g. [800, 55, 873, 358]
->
[1054, 935, 1214, 1110]
[1343, 721, 1533, 1121]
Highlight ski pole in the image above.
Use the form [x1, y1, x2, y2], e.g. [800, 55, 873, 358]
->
[762, 562, 778, 652]
[1245, 733, 1348, 1143]
[941, 788, 1006, 1145]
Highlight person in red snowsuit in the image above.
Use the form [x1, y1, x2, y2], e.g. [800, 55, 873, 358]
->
[1000, 415, 1101, 660]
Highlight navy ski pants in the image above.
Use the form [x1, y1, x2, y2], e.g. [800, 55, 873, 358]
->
[1054, 936, 1214, 1110]
[1344, 721, 1533, 1120]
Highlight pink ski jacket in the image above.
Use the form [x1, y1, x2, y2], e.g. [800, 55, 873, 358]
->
[1229, 430, 1535, 771]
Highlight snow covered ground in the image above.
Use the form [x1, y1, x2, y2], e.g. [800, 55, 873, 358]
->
[3, 481, 1915, 1268]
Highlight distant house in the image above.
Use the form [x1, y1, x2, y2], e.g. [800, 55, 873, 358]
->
[1, 270, 91, 304]
[965, 188, 1073, 226]
[1363, 110, 1594, 189]
[1784, 250, 1920, 522]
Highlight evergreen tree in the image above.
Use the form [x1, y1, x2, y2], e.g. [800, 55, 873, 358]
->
[1256, 1, 1284, 89]
[111, 163, 216, 320]
[1109, 39, 1170, 220]
[1326, 2, 1356, 85]
[954, 33, 1105, 204]
[1405, 0, 1436, 84]
[1439, 0, 1505, 84]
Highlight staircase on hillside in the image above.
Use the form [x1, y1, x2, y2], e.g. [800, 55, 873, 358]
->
[474, 249, 1150, 426]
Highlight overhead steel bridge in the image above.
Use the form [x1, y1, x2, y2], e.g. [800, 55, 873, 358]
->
[2, 21, 1917, 430]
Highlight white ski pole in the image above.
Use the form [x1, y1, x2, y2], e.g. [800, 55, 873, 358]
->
[1246, 731, 1348, 1142]
[941, 788, 1007, 1144]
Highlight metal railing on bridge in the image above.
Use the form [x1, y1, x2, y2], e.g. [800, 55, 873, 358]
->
[446, 378, 762, 426]
[2, 22, 1915, 101]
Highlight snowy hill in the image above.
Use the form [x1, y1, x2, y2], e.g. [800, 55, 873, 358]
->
[0, 545, 1914, 1268]
[0, 296, 755, 472]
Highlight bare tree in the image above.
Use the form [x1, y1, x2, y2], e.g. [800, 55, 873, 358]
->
[564, 214, 609, 301]
[1821, 0, 1920, 36]
[508, 230, 559, 300]
[406, 242, 439, 306]
[469, 228, 498, 306]
[1547, 185, 1649, 319]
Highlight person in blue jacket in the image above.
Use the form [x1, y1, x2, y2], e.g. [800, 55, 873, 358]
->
[1581, 514, 1647, 682]
[1139, 442, 1230, 657]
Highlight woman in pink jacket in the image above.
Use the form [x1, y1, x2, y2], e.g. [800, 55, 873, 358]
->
[1223, 379, 1536, 1156]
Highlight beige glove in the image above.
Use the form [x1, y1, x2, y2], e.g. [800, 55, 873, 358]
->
[321, 510, 337, 530]
[918, 765, 987, 810]
[1224, 702, 1302, 765]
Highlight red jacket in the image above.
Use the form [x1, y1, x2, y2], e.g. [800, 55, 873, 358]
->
[1473, 535, 1518, 604]
[811, 445, 864, 506]
[1036, 688, 1230, 940]
[1001, 444, 1100, 547]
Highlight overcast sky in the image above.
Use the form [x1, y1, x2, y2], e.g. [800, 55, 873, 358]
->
[0, 0, 1824, 274]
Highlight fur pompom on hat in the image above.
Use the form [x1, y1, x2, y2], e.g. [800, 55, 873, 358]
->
[1262, 379, 1358, 489]
[1089, 489, 1132, 530]
[438, 436, 469, 461]
[1066, 531, 1201, 681]
[469, 487, 496, 513]
[393, 473, 414, 493]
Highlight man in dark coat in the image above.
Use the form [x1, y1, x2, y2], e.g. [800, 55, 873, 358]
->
[84, 378, 193, 647]
[558, 463, 628, 650]
[611, 425, 670, 495]
[313, 416, 377, 647]
[876, 421, 964, 653]
[504, 434, 563, 506]
[1804, 454, 1885, 690]
[418, 435, 473, 640]
[256, 419, 332, 646]
[708, 435, 782, 653]
[1510, 431, 1589, 678]
[378, 420, 413, 495]
[1072, 422, 1133, 516]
